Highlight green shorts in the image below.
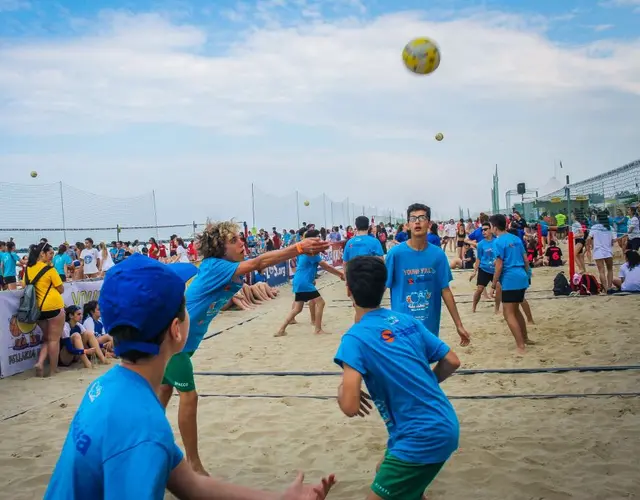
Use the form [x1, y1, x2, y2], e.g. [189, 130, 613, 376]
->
[162, 351, 196, 392]
[371, 451, 445, 500]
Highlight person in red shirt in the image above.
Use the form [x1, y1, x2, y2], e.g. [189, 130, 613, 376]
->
[187, 240, 198, 261]
[148, 237, 160, 260]
[158, 242, 168, 261]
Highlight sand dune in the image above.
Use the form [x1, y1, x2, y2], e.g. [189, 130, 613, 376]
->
[1, 263, 639, 499]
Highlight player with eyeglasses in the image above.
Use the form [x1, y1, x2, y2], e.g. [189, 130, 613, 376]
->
[385, 203, 471, 346]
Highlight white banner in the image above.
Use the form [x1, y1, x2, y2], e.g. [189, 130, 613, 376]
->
[0, 280, 103, 378]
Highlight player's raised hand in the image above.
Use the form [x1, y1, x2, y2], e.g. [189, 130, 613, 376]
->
[299, 238, 330, 255]
[281, 471, 336, 500]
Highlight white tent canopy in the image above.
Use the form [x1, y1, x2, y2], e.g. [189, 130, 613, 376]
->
[539, 177, 564, 197]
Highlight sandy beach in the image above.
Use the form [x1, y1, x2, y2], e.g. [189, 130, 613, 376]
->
[1, 262, 639, 499]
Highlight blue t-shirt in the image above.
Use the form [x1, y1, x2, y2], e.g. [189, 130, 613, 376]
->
[539, 221, 549, 237]
[427, 233, 441, 247]
[292, 254, 321, 293]
[343, 235, 384, 262]
[494, 233, 529, 291]
[385, 242, 452, 336]
[476, 238, 497, 274]
[467, 227, 483, 244]
[111, 247, 125, 264]
[283, 233, 292, 246]
[334, 308, 459, 464]
[53, 253, 73, 275]
[395, 231, 408, 243]
[614, 216, 628, 237]
[1, 251, 20, 277]
[45, 365, 183, 500]
[183, 257, 243, 353]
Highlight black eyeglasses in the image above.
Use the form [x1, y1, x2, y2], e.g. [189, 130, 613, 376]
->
[482, 227, 490, 231]
[408, 215, 428, 222]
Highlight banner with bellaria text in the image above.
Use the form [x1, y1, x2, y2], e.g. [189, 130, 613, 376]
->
[0, 280, 103, 378]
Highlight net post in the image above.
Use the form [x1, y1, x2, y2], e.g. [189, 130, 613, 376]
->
[323, 193, 327, 228]
[295, 191, 300, 228]
[59, 181, 67, 243]
[152, 190, 159, 240]
[251, 183, 256, 229]
[192, 221, 197, 238]
[568, 231, 576, 289]
[537, 222, 543, 255]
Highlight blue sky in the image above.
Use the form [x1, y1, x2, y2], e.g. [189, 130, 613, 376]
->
[1, 0, 639, 229]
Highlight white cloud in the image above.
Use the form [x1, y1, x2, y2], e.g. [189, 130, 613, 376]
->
[0, 6, 639, 224]
[599, 0, 640, 11]
[0, 0, 29, 12]
[591, 24, 615, 31]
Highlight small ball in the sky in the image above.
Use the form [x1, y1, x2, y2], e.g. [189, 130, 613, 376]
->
[30, 171, 38, 178]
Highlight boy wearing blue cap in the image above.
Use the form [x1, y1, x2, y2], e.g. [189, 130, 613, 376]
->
[335, 256, 461, 500]
[159, 220, 330, 475]
[45, 254, 335, 499]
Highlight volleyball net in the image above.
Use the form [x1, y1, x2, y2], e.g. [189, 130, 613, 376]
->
[0, 182, 408, 249]
[250, 186, 405, 231]
[0, 181, 175, 248]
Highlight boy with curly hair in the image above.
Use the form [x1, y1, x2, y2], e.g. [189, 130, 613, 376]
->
[159, 220, 329, 475]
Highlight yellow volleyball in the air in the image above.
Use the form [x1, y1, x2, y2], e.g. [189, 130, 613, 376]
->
[30, 170, 38, 178]
[402, 37, 441, 75]
[304, 200, 310, 207]
[435, 133, 444, 141]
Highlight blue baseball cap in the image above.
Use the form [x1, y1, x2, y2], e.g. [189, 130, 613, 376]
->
[99, 253, 198, 357]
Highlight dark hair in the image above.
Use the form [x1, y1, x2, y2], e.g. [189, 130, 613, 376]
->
[549, 240, 557, 247]
[489, 214, 507, 231]
[479, 213, 489, 223]
[346, 256, 387, 308]
[407, 203, 431, 221]
[111, 297, 186, 363]
[85, 237, 94, 245]
[65, 305, 82, 323]
[83, 300, 99, 321]
[355, 216, 369, 231]
[482, 221, 491, 229]
[27, 242, 52, 266]
[149, 237, 157, 245]
[305, 229, 320, 238]
[597, 211, 610, 229]
[176, 237, 185, 247]
[57, 244, 67, 255]
[625, 250, 640, 271]
[430, 222, 439, 235]
[6, 241, 15, 252]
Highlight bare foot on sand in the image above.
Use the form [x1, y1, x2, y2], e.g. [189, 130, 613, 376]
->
[274, 331, 287, 337]
[34, 364, 44, 378]
[314, 329, 332, 335]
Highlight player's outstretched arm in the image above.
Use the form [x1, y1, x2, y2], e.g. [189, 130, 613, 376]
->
[319, 261, 344, 280]
[168, 459, 336, 500]
[236, 238, 330, 277]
